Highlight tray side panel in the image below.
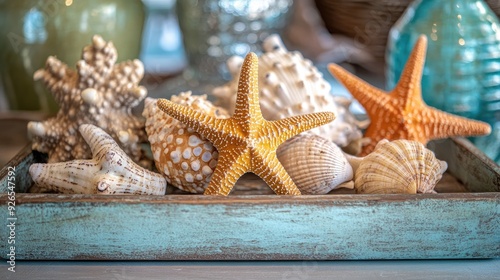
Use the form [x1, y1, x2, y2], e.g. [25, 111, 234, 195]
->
[0, 145, 42, 193]
[2, 195, 498, 260]
[430, 138, 500, 192]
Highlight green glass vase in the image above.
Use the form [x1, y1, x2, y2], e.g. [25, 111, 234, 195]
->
[0, 0, 145, 113]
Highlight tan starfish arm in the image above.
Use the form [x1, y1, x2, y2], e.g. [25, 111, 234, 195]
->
[252, 150, 301, 195]
[233, 52, 265, 135]
[419, 108, 491, 141]
[328, 64, 391, 112]
[157, 98, 230, 144]
[204, 148, 251, 195]
[260, 112, 336, 149]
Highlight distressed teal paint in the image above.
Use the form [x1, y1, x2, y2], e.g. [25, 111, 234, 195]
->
[0, 138, 499, 260]
[1, 194, 499, 260]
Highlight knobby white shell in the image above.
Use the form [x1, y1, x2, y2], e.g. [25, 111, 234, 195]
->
[212, 34, 368, 151]
[143, 93, 229, 193]
[354, 139, 448, 194]
[29, 124, 166, 195]
[277, 133, 354, 195]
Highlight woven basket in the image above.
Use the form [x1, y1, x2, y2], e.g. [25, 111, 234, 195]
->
[314, 0, 500, 63]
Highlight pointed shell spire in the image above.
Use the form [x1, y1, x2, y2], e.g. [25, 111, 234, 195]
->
[29, 124, 166, 195]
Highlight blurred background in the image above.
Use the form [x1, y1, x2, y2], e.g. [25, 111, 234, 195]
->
[0, 0, 499, 165]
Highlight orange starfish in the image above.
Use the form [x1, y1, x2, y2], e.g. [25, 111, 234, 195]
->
[328, 35, 491, 156]
[158, 53, 335, 195]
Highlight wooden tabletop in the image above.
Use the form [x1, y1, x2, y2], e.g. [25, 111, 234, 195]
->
[1, 259, 499, 279]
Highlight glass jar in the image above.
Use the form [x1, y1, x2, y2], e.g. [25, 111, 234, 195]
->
[178, 0, 293, 81]
[0, 0, 145, 113]
[386, 0, 500, 164]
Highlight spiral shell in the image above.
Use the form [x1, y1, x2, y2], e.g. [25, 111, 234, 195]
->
[212, 34, 368, 150]
[29, 124, 166, 195]
[354, 139, 448, 194]
[277, 133, 354, 195]
[143, 93, 229, 193]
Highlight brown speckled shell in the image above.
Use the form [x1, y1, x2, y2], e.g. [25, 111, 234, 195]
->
[354, 139, 448, 194]
[143, 93, 229, 193]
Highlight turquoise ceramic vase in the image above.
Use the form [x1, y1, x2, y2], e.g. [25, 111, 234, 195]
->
[386, 0, 500, 164]
[0, 0, 145, 113]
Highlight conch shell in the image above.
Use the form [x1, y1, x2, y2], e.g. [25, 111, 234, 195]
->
[212, 34, 368, 152]
[353, 139, 447, 194]
[29, 124, 166, 195]
[143, 93, 229, 193]
[277, 133, 353, 194]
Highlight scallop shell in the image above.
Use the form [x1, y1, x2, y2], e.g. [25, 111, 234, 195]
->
[212, 34, 368, 150]
[143, 92, 229, 193]
[354, 139, 448, 194]
[277, 133, 354, 195]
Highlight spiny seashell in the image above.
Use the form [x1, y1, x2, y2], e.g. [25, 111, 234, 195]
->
[28, 35, 147, 164]
[143, 93, 229, 193]
[354, 139, 448, 194]
[29, 124, 166, 195]
[212, 34, 368, 150]
[277, 133, 353, 195]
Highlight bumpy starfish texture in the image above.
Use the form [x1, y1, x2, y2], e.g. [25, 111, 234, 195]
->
[28, 35, 147, 163]
[328, 35, 491, 156]
[158, 53, 336, 196]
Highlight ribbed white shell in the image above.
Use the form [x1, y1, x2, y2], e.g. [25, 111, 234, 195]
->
[277, 133, 353, 195]
[355, 139, 448, 194]
[29, 124, 166, 195]
[212, 34, 366, 149]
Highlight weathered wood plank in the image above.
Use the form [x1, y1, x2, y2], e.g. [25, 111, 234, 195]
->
[430, 138, 500, 192]
[0, 193, 499, 260]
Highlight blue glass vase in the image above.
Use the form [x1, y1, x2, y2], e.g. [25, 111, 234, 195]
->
[386, 0, 500, 164]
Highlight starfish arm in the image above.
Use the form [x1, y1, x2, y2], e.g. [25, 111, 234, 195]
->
[204, 148, 250, 196]
[157, 98, 229, 144]
[393, 35, 427, 106]
[328, 64, 391, 115]
[419, 108, 491, 141]
[233, 52, 264, 135]
[252, 150, 301, 195]
[260, 112, 336, 149]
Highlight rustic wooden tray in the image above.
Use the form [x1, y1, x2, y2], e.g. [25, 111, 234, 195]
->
[1, 137, 499, 260]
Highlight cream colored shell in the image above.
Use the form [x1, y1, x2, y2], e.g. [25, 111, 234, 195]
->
[143, 93, 229, 193]
[277, 133, 353, 195]
[212, 34, 368, 149]
[28, 35, 147, 164]
[354, 139, 448, 194]
[29, 124, 166, 195]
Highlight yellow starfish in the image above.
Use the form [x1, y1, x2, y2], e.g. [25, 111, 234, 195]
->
[157, 53, 336, 195]
[328, 35, 491, 156]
